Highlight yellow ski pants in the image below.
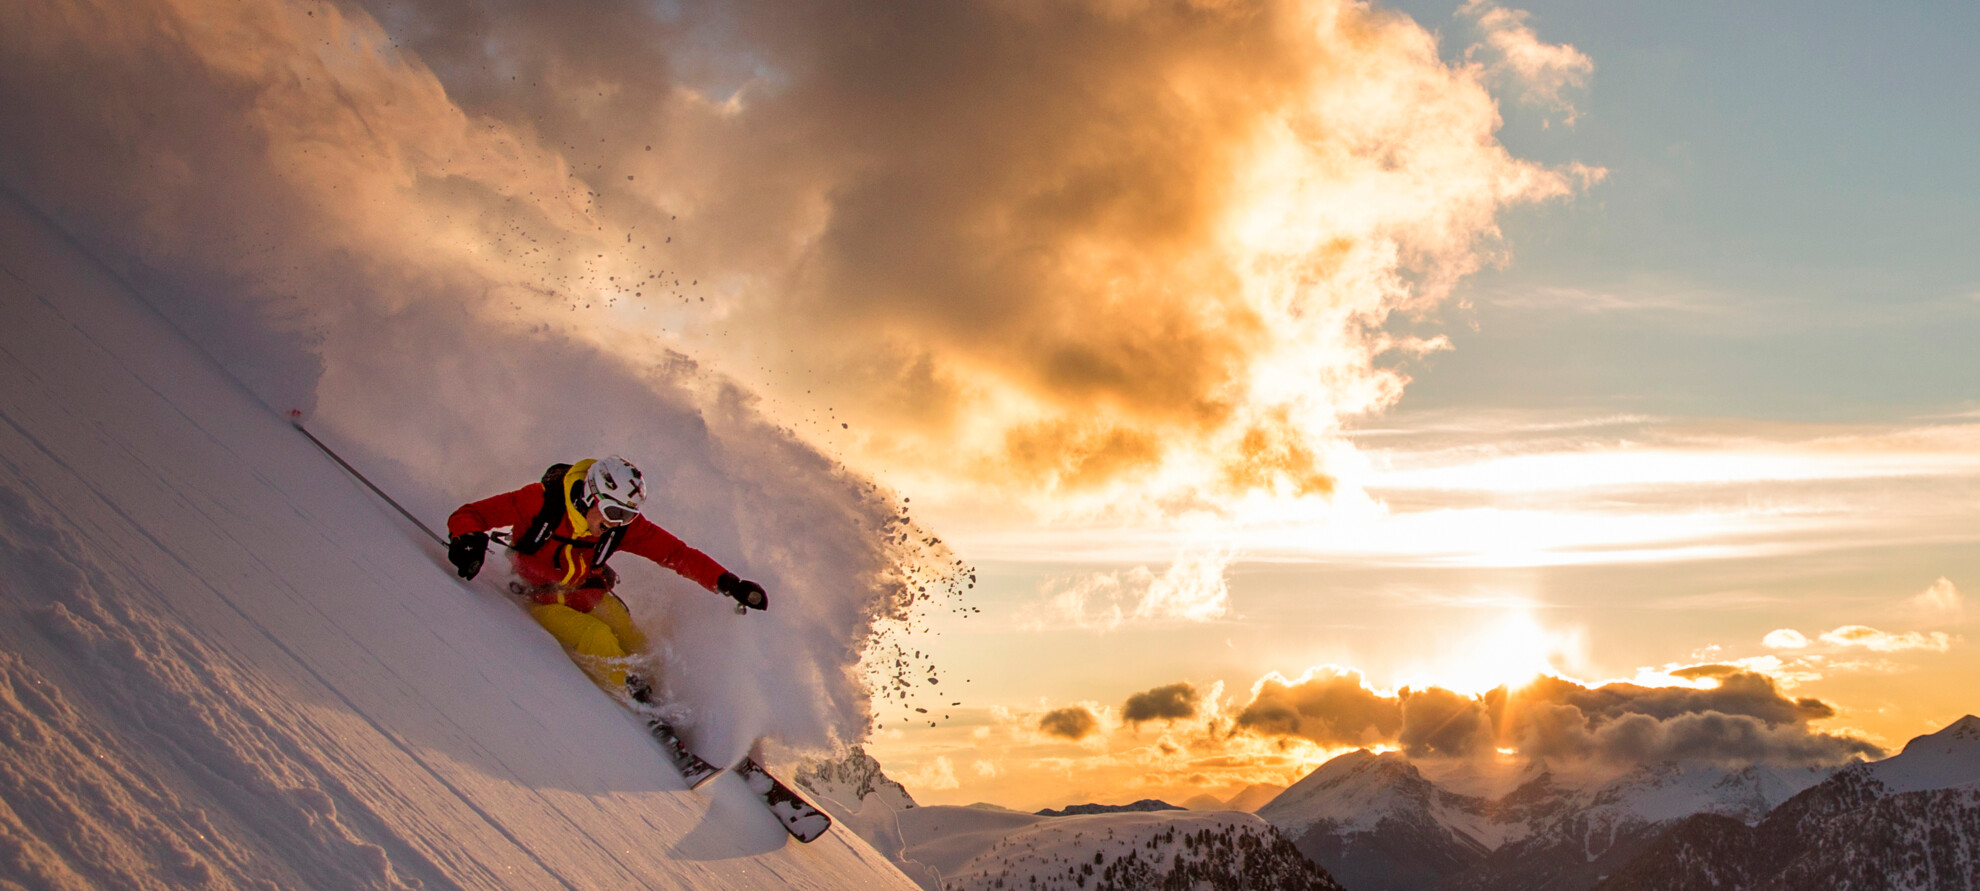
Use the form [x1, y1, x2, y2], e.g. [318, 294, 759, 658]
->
[529, 594, 649, 690]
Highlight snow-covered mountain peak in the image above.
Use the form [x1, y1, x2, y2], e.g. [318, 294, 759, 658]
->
[1305, 749, 1424, 789]
[1912, 713, 1980, 746]
[1867, 713, 1980, 795]
[1258, 749, 1442, 835]
[797, 745, 918, 814]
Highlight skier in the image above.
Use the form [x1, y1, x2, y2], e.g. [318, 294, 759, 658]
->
[444, 455, 767, 698]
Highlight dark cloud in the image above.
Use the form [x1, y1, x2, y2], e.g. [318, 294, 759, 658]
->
[1235, 669, 1403, 747]
[1399, 687, 1495, 758]
[1508, 704, 1884, 766]
[1040, 706, 1100, 741]
[1234, 667, 1880, 768]
[1517, 672, 1835, 727]
[1124, 682, 1201, 726]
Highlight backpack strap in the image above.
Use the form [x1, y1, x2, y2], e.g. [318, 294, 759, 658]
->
[511, 463, 573, 555]
[544, 524, 628, 566]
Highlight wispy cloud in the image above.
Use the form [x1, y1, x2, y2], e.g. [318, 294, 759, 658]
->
[1460, 0, 1594, 127]
[902, 756, 960, 792]
[1816, 626, 1957, 653]
[959, 413, 1980, 569]
[1904, 577, 1964, 625]
[1018, 551, 1234, 632]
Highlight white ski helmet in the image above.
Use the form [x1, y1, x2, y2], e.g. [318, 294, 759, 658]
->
[585, 455, 647, 525]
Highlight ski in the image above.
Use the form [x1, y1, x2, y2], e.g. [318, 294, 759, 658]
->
[734, 756, 833, 842]
[646, 719, 723, 789]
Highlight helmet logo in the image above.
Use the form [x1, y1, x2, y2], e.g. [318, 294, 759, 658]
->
[586, 455, 646, 526]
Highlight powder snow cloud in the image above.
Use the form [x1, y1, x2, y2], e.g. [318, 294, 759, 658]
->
[0, 0, 959, 758]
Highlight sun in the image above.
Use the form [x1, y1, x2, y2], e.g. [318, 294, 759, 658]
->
[1407, 612, 1579, 696]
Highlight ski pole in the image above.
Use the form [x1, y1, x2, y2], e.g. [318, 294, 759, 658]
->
[288, 411, 447, 546]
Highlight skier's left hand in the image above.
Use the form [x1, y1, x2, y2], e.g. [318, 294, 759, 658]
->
[718, 572, 768, 611]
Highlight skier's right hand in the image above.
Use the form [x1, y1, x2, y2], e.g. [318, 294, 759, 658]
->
[449, 532, 489, 580]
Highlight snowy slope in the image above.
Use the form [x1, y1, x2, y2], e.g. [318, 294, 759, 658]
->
[0, 188, 917, 886]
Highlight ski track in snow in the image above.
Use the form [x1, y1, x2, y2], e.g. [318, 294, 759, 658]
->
[0, 191, 916, 888]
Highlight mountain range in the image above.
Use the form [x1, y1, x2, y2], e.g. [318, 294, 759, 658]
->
[1254, 716, 1980, 891]
[1594, 714, 1980, 890]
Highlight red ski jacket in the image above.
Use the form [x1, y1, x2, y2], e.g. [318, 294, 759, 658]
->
[447, 481, 729, 613]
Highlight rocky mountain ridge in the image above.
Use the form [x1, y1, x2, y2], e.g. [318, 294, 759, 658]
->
[1035, 799, 1184, 817]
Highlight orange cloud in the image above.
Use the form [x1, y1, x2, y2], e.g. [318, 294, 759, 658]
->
[1, 0, 1599, 528]
[1232, 667, 1878, 766]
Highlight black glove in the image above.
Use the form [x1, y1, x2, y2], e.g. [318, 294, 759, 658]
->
[448, 532, 489, 580]
[717, 572, 768, 611]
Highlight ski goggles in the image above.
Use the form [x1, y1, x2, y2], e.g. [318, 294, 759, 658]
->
[597, 497, 640, 526]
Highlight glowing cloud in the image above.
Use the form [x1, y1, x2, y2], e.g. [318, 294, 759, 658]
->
[1764, 629, 1811, 649]
[1816, 626, 1957, 653]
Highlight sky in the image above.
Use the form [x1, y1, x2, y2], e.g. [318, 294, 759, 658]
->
[4, 0, 1977, 812]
